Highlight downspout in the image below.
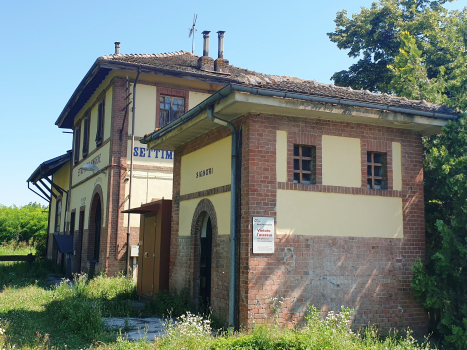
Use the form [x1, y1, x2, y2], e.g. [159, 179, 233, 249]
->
[206, 107, 237, 329]
[126, 68, 141, 275]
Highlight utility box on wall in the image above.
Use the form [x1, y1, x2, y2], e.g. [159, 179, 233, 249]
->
[123, 199, 172, 299]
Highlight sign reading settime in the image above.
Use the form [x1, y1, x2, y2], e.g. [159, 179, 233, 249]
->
[252, 217, 275, 254]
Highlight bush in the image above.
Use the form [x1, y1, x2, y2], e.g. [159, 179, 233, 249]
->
[146, 288, 196, 318]
[0, 203, 48, 258]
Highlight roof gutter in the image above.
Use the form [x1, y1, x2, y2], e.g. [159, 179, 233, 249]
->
[141, 84, 458, 145]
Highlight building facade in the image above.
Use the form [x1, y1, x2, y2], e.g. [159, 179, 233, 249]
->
[33, 39, 233, 275]
[142, 84, 458, 332]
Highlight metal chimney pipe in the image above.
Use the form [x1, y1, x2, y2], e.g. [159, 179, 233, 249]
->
[114, 42, 120, 55]
[217, 31, 225, 59]
[202, 31, 210, 57]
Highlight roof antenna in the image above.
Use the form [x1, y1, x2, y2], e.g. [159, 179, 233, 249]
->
[188, 14, 198, 54]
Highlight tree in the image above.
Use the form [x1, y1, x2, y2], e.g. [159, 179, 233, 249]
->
[0, 203, 48, 257]
[329, 1, 467, 348]
[327, 0, 459, 93]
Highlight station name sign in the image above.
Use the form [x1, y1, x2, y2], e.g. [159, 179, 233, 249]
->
[252, 216, 275, 254]
[133, 147, 173, 160]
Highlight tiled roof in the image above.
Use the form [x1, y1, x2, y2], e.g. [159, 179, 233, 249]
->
[99, 51, 458, 117]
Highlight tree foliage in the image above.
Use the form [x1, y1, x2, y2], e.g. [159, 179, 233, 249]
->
[329, 1, 467, 348]
[327, 0, 462, 94]
[0, 203, 48, 256]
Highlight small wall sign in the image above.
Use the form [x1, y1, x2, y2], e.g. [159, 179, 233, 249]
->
[252, 217, 275, 254]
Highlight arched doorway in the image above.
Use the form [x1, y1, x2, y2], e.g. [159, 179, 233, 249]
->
[190, 198, 220, 309]
[93, 198, 101, 262]
[88, 188, 103, 275]
[199, 215, 213, 305]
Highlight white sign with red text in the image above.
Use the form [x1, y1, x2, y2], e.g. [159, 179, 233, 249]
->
[253, 217, 275, 254]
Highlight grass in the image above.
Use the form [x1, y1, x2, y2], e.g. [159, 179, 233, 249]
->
[0, 245, 439, 350]
[0, 257, 137, 349]
[0, 241, 35, 256]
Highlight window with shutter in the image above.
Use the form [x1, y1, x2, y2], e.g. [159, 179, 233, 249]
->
[96, 100, 104, 146]
[82, 117, 90, 157]
[74, 127, 80, 164]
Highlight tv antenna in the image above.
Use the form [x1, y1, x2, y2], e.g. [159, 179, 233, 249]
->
[188, 14, 197, 54]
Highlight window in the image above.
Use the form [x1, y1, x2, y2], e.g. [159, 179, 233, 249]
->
[95, 99, 104, 146]
[73, 126, 80, 164]
[367, 152, 387, 189]
[293, 145, 316, 184]
[82, 117, 90, 157]
[55, 198, 62, 233]
[159, 95, 185, 127]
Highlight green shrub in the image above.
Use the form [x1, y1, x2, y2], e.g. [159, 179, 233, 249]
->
[0, 203, 48, 256]
[146, 288, 196, 318]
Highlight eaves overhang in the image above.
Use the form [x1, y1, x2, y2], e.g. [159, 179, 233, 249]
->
[55, 59, 236, 129]
[141, 84, 460, 151]
[27, 150, 72, 183]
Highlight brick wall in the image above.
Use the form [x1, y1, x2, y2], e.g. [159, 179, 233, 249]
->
[243, 114, 426, 334]
[169, 112, 427, 333]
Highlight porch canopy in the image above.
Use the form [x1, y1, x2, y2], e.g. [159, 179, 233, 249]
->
[27, 150, 72, 202]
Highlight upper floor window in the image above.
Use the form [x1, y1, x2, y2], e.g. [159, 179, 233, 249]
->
[95, 99, 104, 146]
[55, 198, 62, 233]
[159, 95, 185, 128]
[74, 126, 81, 164]
[82, 117, 90, 157]
[293, 145, 316, 184]
[367, 152, 387, 189]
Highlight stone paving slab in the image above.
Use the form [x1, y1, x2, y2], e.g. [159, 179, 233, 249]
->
[104, 317, 166, 342]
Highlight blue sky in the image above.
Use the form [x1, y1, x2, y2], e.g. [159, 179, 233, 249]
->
[0, 0, 465, 207]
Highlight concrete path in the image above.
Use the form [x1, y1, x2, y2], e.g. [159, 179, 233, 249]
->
[104, 317, 166, 342]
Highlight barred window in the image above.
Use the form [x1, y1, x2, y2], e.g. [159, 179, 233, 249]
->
[367, 152, 387, 189]
[159, 96, 185, 127]
[293, 145, 316, 184]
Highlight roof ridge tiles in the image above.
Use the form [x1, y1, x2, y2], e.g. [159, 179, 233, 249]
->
[99, 50, 193, 60]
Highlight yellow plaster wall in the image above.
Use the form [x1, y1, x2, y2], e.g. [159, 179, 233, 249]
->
[128, 84, 157, 137]
[189, 91, 211, 109]
[180, 136, 231, 195]
[392, 142, 402, 191]
[178, 192, 231, 236]
[49, 161, 70, 234]
[322, 135, 361, 187]
[123, 170, 173, 227]
[276, 131, 287, 182]
[73, 85, 113, 162]
[276, 190, 403, 238]
[127, 140, 174, 167]
[72, 142, 110, 187]
[69, 174, 108, 231]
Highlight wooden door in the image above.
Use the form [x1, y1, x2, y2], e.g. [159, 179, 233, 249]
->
[141, 215, 156, 297]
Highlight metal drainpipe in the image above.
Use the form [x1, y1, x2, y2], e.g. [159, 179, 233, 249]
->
[206, 107, 237, 328]
[126, 68, 141, 275]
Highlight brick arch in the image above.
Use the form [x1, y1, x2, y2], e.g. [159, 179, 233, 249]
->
[190, 198, 219, 302]
[87, 184, 104, 275]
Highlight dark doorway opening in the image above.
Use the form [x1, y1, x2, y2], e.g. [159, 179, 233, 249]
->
[93, 199, 102, 262]
[78, 210, 85, 272]
[199, 216, 212, 306]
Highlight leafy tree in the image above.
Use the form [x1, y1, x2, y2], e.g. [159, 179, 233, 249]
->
[329, 1, 467, 348]
[0, 203, 48, 256]
[327, 0, 458, 93]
